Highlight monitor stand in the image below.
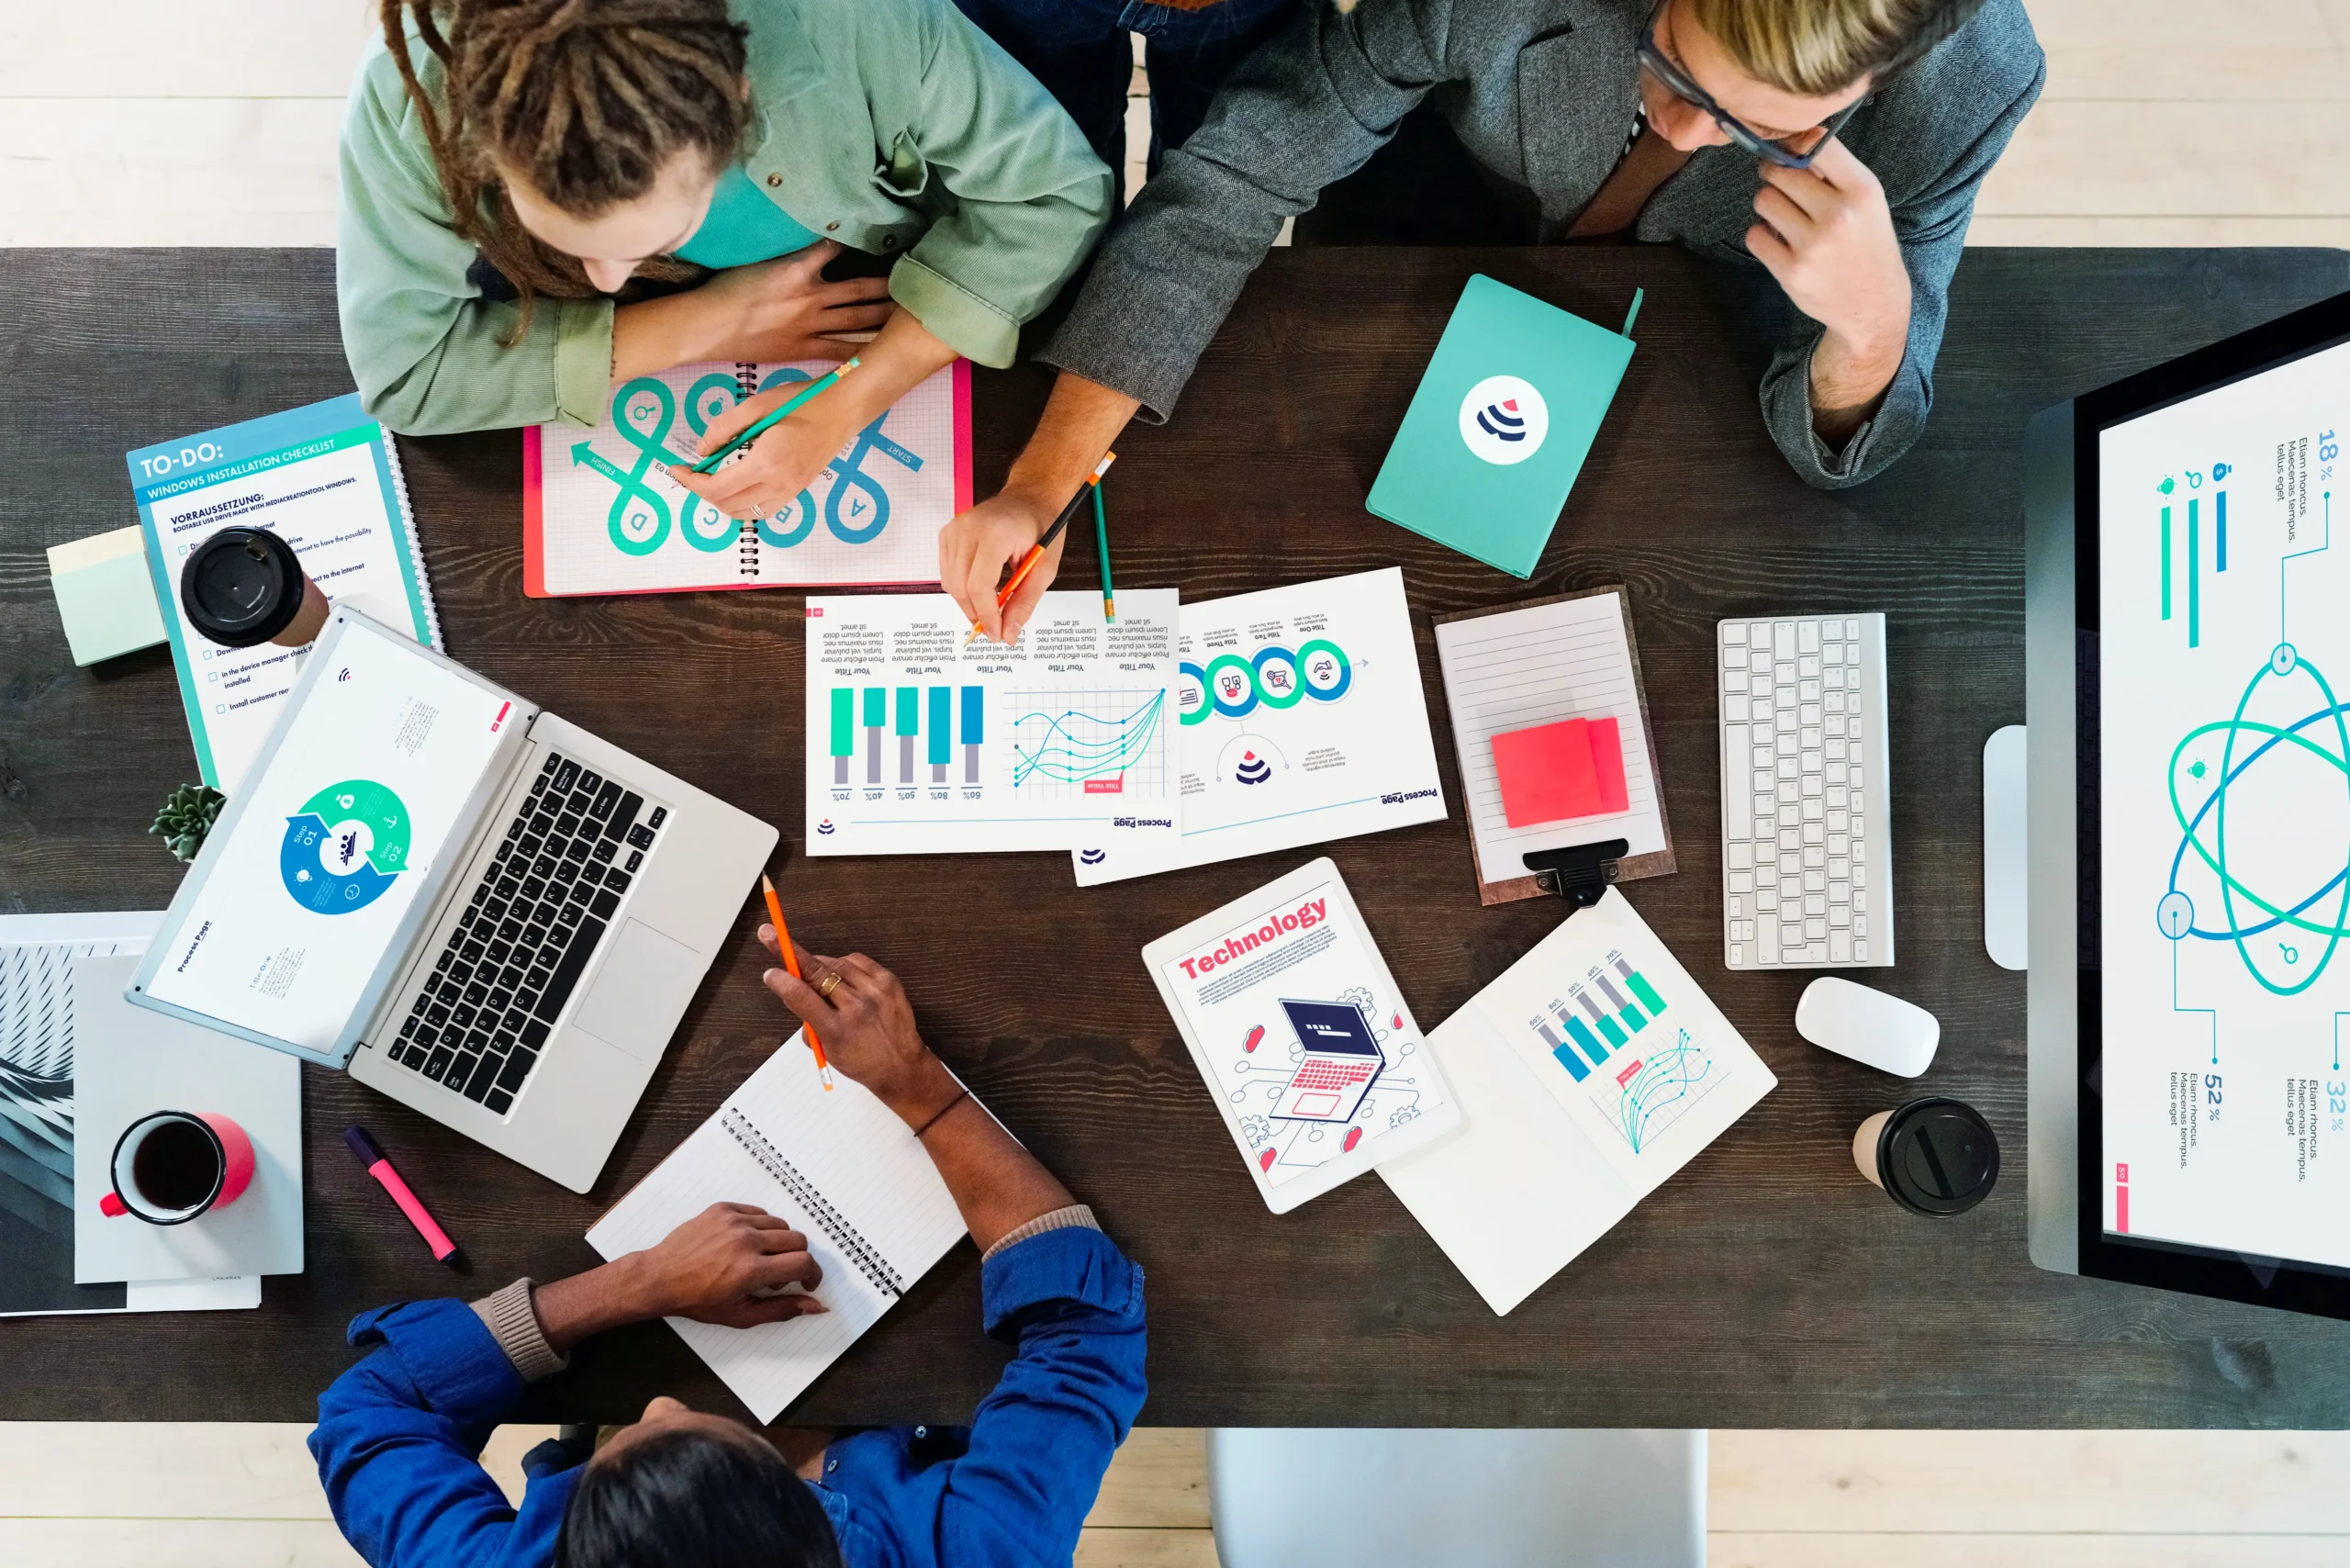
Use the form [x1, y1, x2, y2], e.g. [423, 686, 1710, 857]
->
[1983, 725, 2028, 970]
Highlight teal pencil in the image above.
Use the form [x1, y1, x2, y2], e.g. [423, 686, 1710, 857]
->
[689, 356, 860, 475]
[1092, 477, 1114, 622]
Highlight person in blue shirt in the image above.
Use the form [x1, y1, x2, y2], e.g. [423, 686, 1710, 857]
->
[310, 933, 1147, 1568]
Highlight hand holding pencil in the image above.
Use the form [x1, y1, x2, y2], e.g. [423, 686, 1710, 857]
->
[756, 932, 960, 1125]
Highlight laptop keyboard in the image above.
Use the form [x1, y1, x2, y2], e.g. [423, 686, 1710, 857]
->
[1288, 1060, 1374, 1092]
[384, 751, 667, 1114]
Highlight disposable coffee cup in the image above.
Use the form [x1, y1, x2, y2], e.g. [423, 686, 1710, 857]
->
[180, 526, 330, 648]
[1852, 1096, 1998, 1216]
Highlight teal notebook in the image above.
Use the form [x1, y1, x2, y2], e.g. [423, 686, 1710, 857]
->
[1366, 274, 1638, 579]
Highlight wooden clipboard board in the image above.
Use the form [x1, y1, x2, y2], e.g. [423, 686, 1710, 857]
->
[1431, 585, 1677, 906]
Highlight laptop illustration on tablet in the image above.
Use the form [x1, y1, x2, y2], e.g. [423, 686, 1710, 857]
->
[1271, 999, 1385, 1122]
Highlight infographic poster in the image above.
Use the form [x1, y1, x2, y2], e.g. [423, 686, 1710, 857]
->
[1072, 568, 1446, 884]
[803, 591, 1179, 856]
[2097, 337, 2350, 1268]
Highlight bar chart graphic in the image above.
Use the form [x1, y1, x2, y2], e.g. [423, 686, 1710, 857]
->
[2159, 485, 2230, 650]
[1008, 689, 1169, 796]
[829, 685, 986, 786]
[1526, 949, 1716, 1152]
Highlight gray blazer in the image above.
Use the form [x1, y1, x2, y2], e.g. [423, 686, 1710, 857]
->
[1041, 0, 2045, 489]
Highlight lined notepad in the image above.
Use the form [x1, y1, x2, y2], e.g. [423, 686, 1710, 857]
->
[1433, 588, 1674, 903]
[586, 1036, 966, 1421]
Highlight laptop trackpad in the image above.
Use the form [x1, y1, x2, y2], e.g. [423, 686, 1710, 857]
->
[571, 919, 701, 1061]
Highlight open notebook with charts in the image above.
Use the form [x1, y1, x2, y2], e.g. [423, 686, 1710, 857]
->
[804, 591, 1180, 855]
[587, 1036, 966, 1423]
[1379, 889, 1776, 1314]
[525, 359, 970, 597]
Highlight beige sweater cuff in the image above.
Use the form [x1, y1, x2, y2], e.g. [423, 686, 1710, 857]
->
[470, 1278, 569, 1383]
[980, 1204, 1101, 1263]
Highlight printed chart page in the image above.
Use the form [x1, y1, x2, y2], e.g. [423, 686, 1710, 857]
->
[530, 359, 966, 595]
[1072, 568, 1447, 884]
[804, 591, 1180, 856]
[1147, 864, 1453, 1208]
[2096, 338, 2350, 1268]
[1468, 890, 1774, 1192]
[143, 619, 509, 1050]
[1436, 591, 1667, 883]
[129, 398, 438, 793]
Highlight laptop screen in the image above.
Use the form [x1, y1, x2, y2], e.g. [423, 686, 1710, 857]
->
[1281, 999, 1382, 1058]
[2093, 331, 2350, 1273]
[143, 617, 511, 1051]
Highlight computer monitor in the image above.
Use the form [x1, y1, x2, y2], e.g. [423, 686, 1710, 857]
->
[2024, 288, 2350, 1318]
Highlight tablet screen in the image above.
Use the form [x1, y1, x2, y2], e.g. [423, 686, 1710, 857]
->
[2096, 336, 2350, 1271]
[144, 618, 510, 1050]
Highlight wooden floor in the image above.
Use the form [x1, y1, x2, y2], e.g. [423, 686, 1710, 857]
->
[4, 1424, 2350, 1565]
[3, 0, 2346, 245]
[5, 2, 2345, 1564]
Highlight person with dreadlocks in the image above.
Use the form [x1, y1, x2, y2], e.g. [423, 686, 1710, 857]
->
[338, 0, 1113, 522]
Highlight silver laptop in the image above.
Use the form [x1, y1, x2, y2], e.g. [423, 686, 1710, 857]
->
[129, 607, 777, 1192]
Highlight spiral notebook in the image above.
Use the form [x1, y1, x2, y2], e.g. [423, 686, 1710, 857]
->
[523, 357, 970, 598]
[585, 1036, 966, 1421]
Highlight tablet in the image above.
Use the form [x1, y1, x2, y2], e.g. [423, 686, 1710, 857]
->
[1141, 858, 1460, 1213]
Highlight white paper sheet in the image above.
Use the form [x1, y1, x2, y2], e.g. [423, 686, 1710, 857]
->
[804, 590, 1180, 855]
[1070, 568, 1447, 884]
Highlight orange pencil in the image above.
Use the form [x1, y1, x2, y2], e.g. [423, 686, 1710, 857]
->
[963, 451, 1116, 646]
[761, 874, 833, 1091]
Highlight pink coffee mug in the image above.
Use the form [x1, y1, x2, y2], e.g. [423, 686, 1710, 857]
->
[99, 1111, 254, 1225]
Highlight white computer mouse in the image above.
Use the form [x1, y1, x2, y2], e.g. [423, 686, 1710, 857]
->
[1795, 978, 1940, 1078]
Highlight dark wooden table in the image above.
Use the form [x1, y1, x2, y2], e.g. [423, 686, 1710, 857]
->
[5, 245, 2348, 1428]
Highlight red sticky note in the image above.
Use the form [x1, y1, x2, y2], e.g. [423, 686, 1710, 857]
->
[1491, 715, 1630, 828]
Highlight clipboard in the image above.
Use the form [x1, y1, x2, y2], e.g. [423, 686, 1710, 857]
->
[1431, 585, 1677, 906]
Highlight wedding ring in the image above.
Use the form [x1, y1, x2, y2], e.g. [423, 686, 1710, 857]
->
[816, 971, 845, 999]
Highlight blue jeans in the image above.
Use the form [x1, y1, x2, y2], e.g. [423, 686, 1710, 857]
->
[955, 0, 1303, 204]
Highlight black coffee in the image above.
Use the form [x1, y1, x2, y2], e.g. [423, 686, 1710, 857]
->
[131, 1119, 221, 1211]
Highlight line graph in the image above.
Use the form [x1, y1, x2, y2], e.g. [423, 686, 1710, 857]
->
[1008, 689, 1169, 797]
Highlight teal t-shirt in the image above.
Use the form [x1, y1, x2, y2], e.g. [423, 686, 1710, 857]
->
[674, 165, 822, 268]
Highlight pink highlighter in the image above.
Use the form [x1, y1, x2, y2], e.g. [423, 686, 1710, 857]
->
[344, 1125, 461, 1267]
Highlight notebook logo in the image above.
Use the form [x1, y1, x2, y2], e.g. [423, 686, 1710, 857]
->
[1459, 375, 1548, 465]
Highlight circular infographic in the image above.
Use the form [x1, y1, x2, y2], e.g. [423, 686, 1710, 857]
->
[279, 778, 411, 916]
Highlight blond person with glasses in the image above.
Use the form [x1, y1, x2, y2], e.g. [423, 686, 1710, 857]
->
[941, 0, 2044, 643]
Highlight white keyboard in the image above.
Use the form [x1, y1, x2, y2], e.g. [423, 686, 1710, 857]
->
[1718, 614, 1894, 970]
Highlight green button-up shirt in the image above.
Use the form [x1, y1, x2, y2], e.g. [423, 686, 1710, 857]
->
[337, 0, 1113, 434]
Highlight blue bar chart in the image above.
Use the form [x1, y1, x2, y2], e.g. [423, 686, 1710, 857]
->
[1538, 951, 1672, 1081]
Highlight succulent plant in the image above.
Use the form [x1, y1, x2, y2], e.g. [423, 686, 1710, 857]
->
[151, 783, 227, 864]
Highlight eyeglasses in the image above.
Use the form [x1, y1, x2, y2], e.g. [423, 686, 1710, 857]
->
[1636, 3, 1863, 170]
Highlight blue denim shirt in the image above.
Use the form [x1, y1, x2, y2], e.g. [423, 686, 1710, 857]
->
[309, 1227, 1147, 1568]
